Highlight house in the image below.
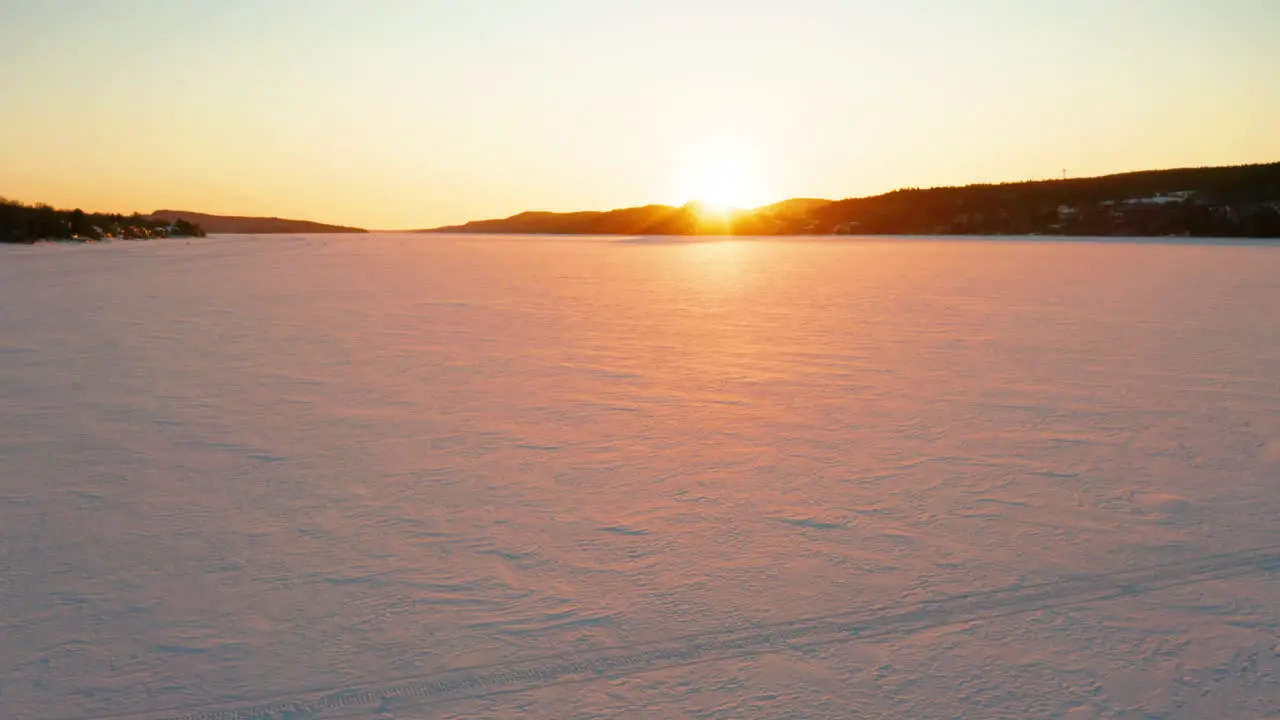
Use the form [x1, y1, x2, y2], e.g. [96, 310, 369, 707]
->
[1124, 192, 1191, 206]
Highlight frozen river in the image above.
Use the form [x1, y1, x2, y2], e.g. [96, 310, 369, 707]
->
[2, 234, 1278, 719]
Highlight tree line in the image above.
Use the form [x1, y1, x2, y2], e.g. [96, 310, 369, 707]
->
[0, 198, 206, 244]
[423, 162, 1280, 238]
[805, 162, 1280, 238]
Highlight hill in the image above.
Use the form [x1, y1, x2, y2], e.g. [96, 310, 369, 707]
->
[150, 210, 366, 234]
[420, 202, 828, 236]
[418, 163, 1280, 238]
[755, 198, 834, 215]
[423, 205, 702, 236]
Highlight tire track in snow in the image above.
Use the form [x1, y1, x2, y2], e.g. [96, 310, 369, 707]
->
[84, 545, 1280, 720]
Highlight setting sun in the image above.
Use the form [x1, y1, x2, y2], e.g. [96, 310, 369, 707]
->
[678, 139, 765, 210]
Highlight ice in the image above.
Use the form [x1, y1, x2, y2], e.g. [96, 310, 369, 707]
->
[1, 234, 1278, 719]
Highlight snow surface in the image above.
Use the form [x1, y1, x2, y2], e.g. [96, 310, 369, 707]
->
[1, 233, 1278, 720]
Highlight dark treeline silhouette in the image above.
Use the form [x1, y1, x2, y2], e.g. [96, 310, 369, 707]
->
[420, 162, 1280, 238]
[0, 198, 206, 244]
[426, 205, 701, 236]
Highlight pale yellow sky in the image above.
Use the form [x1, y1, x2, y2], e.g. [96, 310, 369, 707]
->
[2, 0, 1278, 229]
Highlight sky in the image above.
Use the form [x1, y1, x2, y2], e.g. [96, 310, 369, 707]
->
[1, 0, 1278, 229]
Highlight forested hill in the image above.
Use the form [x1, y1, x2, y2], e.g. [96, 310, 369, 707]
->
[419, 162, 1280, 238]
[149, 211, 366, 234]
[1, 199, 206, 243]
[1, 202, 369, 243]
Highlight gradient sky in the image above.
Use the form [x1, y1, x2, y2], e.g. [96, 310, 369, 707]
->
[2, 0, 1278, 229]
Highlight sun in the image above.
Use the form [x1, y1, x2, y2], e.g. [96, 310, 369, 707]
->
[691, 158, 752, 208]
[678, 139, 764, 210]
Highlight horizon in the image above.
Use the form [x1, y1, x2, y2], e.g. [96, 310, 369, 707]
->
[12, 158, 1280, 233]
[2, 0, 1279, 229]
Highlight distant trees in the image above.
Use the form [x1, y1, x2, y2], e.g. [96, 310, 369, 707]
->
[0, 199, 206, 243]
[27, 204, 68, 241]
[808, 162, 1280, 238]
[69, 209, 101, 239]
[427, 164, 1280, 238]
[0, 197, 31, 243]
[172, 218, 206, 237]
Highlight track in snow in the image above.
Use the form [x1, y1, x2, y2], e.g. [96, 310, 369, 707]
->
[79, 544, 1280, 720]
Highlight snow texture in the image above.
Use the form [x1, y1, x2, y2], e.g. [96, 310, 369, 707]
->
[1, 234, 1278, 719]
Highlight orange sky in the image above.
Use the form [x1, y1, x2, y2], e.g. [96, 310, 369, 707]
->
[2, 0, 1278, 229]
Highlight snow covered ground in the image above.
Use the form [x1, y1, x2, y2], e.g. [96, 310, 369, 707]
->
[1, 233, 1278, 719]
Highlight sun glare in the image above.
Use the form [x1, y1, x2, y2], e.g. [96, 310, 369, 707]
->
[679, 139, 764, 210]
[692, 161, 751, 208]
